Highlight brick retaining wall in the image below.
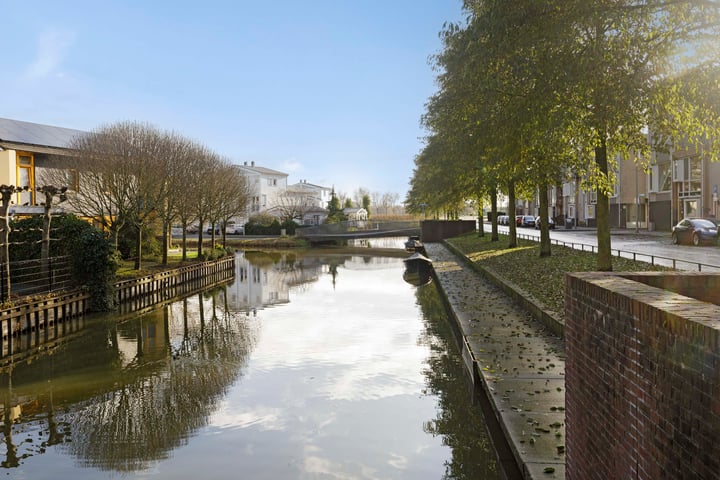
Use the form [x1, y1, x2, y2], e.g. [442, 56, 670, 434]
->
[565, 271, 720, 480]
[420, 220, 476, 242]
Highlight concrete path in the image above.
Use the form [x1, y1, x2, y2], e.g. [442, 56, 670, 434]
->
[425, 242, 566, 480]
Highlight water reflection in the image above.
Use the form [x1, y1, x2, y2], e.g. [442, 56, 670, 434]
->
[0, 289, 258, 473]
[415, 284, 500, 479]
[1, 251, 499, 479]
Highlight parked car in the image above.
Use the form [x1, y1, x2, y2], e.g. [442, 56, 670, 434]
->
[515, 215, 524, 226]
[520, 215, 536, 227]
[498, 215, 508, 225]
[534, 216, 555, 230]
[206, 223, 245, 235]
[671, 218, 718, 246]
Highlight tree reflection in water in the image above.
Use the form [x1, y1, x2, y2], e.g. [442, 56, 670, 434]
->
[1, 250, 501, 478]
[415, 284, 501, 480]
[0, 286, 257, 472]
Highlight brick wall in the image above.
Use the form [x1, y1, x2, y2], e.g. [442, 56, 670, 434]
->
[565, 272, 720, 480]
[420, 220, 475, 242]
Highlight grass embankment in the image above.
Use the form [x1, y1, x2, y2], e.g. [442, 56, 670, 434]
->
[446, 232, 669, 320]
[116, 236, 309, 278]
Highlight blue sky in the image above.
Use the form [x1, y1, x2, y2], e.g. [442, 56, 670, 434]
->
[2, 1, 464, 200]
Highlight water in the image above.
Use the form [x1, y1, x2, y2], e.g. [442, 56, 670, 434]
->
[0, 250, 499, 479]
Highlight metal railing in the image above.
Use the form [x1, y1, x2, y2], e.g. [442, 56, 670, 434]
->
[0, 256, 75, 301]
[297, 220, 420, 237]
[510, 231, 720, 272]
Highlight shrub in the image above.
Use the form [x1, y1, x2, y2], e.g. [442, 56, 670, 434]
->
[116, 222, 161, 260]
[244, 214, 298, 235]
[9, 215, 118, 311]
[71, 228, 119, 311]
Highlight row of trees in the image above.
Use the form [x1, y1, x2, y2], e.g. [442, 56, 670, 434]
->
[42, 121, 250, 268]
[407, 0, 720, 270]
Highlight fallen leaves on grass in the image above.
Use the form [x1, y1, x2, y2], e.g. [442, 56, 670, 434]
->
[448, 233, 669, 320]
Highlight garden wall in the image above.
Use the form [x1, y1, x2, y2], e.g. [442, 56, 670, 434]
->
[420, 220, 476, 242]
[565, 271, 720, 480]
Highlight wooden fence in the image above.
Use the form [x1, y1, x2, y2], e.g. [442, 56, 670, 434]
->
[0, 255, 235, 360]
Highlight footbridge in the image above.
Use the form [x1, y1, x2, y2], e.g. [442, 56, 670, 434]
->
[296, 220, 420, 243]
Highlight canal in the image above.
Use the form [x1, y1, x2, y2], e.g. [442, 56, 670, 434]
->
[1, 248, 500, 479]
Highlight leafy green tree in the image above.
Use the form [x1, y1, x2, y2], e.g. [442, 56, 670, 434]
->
[325, 188, 347, 224]
[362, 194, 371, 218]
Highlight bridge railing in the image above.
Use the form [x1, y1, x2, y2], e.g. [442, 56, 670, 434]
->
[297, 220, 420, 237]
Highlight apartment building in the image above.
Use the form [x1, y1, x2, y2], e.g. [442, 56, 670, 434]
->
[235, 161, 288, 219]
[559, 141, 720, 231]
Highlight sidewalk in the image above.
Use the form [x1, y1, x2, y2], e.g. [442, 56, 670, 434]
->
[425, 242, 566, 480]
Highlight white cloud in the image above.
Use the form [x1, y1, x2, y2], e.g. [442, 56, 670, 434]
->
[24, 28, 76, 79]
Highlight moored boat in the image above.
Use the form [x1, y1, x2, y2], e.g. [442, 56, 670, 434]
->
[404, 235, 424, 252]
[402, 252, 432, 286]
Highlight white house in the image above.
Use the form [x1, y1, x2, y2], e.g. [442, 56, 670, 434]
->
[343, 207, 368, 225]
[235, 161, 288, 221]
[285, 180, 332, 208]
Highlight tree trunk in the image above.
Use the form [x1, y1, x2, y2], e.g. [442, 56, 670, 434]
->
[507, 179, 517, 249]
[197, 220, 204, 257]
[595, 136, 612, 271]
[134, 224, 143, 270]
[181, 220, 188, 261]
[491, 188, 499, 242]
[0, 191, 11, 301]
[41, 197, 52, 285]
[477, 198, 484, 237]
[539, 182, 551, 257]
[555, 180, 564, 224]
[161, 222, 169, 265]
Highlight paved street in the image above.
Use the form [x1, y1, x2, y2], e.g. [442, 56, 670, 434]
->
[490, 224, 720, 272]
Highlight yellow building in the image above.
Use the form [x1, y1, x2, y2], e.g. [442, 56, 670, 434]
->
[0, 117, 83, 214]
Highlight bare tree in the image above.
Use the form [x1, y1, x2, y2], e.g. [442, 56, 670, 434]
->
[370, 191, 381, 212]
[213, 162, 250, 248]
[352, 187, 370, 209]
[44, 121, 208, 270]
[156, 132, 197, 264]
[173, 144, 211, 260]
[271, 187, 320, 224]
[40, 134, 135, 251]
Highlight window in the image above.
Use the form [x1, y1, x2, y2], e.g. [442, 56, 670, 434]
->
[650, 163, 671, 192]
[66, 169, 80, 191]
[676, 156, 702, 198]
[17, 153, 34, 205]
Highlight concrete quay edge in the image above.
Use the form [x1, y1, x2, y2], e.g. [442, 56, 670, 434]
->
[442, 240, 565, 338]
[424, 242, 566, 480]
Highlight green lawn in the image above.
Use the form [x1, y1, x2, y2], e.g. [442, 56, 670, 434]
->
[446, 232, 669, 320]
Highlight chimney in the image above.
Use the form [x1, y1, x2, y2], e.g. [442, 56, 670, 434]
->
[251, 161, 255, 166]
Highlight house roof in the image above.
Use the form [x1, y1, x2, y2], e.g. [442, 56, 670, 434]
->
[288, 181, 330, 191]
[343, 208, 367, 215]
[303, 207, 329, 214]
[0, 117, 86, 150]
[235, 163, 287, 177]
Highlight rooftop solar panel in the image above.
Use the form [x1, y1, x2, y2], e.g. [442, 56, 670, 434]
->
[0, 118, 86, 149]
